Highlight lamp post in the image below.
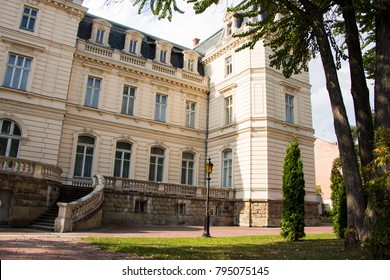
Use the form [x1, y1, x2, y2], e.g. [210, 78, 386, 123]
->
[203, 157, 213, 237]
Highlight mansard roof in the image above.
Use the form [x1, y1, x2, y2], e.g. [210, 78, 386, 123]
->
[77, 14, 203, 75]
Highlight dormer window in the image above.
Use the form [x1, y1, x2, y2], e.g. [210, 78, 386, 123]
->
[124, 30, 144, 56]
[90, 19, 112, 47]
[182, 50, 200, 73]
[160, 50, 167, 63]
[96, 29, 105, 44]
[155, 40, 173, 65]
[224, 11, 237, 37]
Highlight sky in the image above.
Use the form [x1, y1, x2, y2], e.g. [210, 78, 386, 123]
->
[82, 0, 374, 143]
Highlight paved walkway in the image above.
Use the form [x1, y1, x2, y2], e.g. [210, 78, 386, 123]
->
[0, 224, 333, 260]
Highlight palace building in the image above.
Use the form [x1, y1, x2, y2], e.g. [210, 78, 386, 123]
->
[0, 0, 319, 230]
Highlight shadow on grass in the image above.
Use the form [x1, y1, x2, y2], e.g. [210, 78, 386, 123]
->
[85, 234, 366, 260]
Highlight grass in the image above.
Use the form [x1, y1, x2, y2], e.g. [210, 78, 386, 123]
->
[84, 233, 366, 260]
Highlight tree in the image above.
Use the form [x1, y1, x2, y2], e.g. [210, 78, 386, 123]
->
[281, 137, 306, 241]
[330, 158, 347, 238]
[104, 0, 389, 246]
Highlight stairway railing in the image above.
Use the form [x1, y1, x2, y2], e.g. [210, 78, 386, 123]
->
[54, 174, 105, 232]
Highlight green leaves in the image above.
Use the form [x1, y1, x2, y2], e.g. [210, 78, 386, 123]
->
[281, 137, 306, 241]
[132, 0, 185, 20]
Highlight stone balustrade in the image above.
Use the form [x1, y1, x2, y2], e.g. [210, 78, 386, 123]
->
[0, 156, 62, 182]
[104, 176, 235, 199]
[55, 174, 105, 232]
[76, 40, 209, 87]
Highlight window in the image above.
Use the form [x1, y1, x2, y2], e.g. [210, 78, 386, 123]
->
[222, 149, 232, 188]
[226, 23, 232, 36]
[224, 96, 233, 125]
[225, 56, 233, 76]
[160, 50, 167, 63]
[74, 136, 95, 178]
[187, 59, 195, 72]
[285, 94, 294, 123]
[129, 40, 137, 54]
[20, 6, 38, 32]
[135, 200, 147, 213]
[186, 101, 196, 128]
[121, 85, 136, 116]
[149, 147, 165, 182]
[176, 203, 186, 215]
[155, 93, 167, 122]
[181, 152, 195, 185]
[0, 120, 21, 158]
[114, 142, 132, 178]
[3, 53, 32, 91]
[96, 29, 105, 44]
[84, 76, 101, 108]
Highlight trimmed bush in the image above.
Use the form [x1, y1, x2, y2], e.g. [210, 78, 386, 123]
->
[281, 137, 306, 241]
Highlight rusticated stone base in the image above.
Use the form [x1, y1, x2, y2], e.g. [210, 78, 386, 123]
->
[0, 174, 61, 227]
[234, 200, 321, 227]
[102, 189, 235, 226]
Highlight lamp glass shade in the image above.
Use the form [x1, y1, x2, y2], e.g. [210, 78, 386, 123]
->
[205, 160, 213, 174]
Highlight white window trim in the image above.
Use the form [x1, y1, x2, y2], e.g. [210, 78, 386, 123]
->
[154, 92, 168, 122]
[182, 50, 200, 73]
[225, 55, 233, 76]
[124, 30, 144, 56]
[90, 19, 112, 47]
[113, 141, 133, 178]
[69, 131, 101, 179]
[84, 76, 102, 109]
[121, 84, 137, 116]
[148, 145, 168, 182]
[185, 100, 197, 128]
[155, 40, 173, 66]
[221, 148, 234, 188]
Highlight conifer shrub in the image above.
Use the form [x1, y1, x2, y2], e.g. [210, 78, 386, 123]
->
[330, 158, 347, 238]
[281, 137, 306, 241]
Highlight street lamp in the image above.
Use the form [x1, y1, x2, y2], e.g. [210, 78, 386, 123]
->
[203, 157, 213, 237]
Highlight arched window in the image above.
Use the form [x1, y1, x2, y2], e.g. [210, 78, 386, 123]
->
[149, 147, 165, 182]
[114, 142, 132, 178]
[222, 149, 233, 188]
[74, 135, 95, 178]
[181, 152, 195, 185]
[0, 119, 22, 157]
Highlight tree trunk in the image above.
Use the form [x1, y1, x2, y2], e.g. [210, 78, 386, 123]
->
[374, 1, 390, 129]
[339, 0, 374, 171]
[309, 10, 366, 246]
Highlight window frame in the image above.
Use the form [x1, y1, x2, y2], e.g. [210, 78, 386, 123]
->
[181, 152, 195, 185]
[224, 95, 233, 125]
[149, 147, 165, 182]
[225, 56, 233, 76]
[121, 85, 136, 116]
[0, 119, 22, 158]
[185, 100, 197, 128]
[176, 203, 186, 216]
[20, 5, 38, 32]
[84, 76, 102, 108]
[113, 141, 132, 178]
[154, 93, 168, 122]
[73, 135, 95, 178]
[3, 53, 33, 91]
[95, 29, 105, 44]
[285, 94, 295, 124]
[222, 149, 233, 188]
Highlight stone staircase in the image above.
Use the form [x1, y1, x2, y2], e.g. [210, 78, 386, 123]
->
[28, 185, 92, 231]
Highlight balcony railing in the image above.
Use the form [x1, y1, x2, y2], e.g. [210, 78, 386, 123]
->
[76, 40, 209, 87]
[0, 156, 62, 182]
[104, 176, 235, 199]
[55, 174, 105, 232]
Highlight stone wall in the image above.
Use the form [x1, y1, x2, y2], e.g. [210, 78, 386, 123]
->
[235, 199, 321, 227]
[0, 174, 60, 227]
[102, 189, 235, 226]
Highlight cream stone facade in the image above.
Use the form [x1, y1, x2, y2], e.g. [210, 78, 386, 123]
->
[1, 0, 320, 228]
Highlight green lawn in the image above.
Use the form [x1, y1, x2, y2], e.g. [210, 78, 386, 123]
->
[84, 233, 366, 260]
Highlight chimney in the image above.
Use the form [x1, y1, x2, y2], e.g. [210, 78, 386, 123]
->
[193, 38, 200, 47]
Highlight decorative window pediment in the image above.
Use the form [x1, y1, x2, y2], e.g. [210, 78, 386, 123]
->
[124, 30, 144, 56]
[155, 40, 173, 65]
[182, 50, 200, 73]
[90, 19, 112, 47]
